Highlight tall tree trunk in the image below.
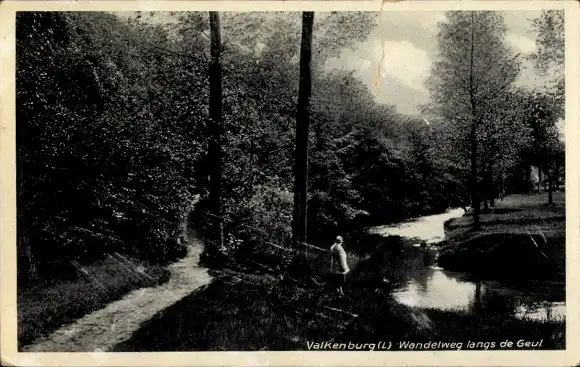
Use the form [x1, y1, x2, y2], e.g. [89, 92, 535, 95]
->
[292, 11, 314, 253]
[525, 165, 532, 193]
[488, 162, 495, 207]
[468, 12, 481, 228]
[17, 150, 37, 282]
[548, 165, 554, 204]
[474, 281, 482, 312]
[248, 130, 255, 199]
[483, 164, 489, 211]
[209, 12, 224, 250]
[499, 168, 505, 201]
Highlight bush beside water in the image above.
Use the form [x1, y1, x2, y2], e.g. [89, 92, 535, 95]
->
[437, 233, 564, 280]
[437, 193, 565, 281]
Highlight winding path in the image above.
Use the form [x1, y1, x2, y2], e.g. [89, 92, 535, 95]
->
[20, 240, 212, 352]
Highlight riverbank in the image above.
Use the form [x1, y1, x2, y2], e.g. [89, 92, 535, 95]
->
[113, 201, 566, 352]
[437, 192, 565, 280]
[113, 231, 565, 351]
[113, 269, 564, 351]
[19, 196, 565, 352]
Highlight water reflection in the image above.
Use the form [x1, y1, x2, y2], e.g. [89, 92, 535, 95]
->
[369, 208, 465, 244]
[393, 269, 477, 311]
[391, 265, 565, 322]
[365, 209, 565, 323]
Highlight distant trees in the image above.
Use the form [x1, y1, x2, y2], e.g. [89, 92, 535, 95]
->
[516, 90, 564, 204]
[426, 11, 523, 227]
[530, 10, 564, 116]
[529, 10, 565, 204]
[494, 10, 566, 203]
[20, 11, 531, 282]
[478, 89, 533, 208]
[425, 9, 565, 220]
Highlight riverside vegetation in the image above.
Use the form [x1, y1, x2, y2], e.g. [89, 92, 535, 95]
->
[17, 10, 565, 350]
[438, 192, 565, 281]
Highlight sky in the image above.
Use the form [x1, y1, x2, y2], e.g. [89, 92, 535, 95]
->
[121, 10, 558, 121]
[325, 11, 548, 116]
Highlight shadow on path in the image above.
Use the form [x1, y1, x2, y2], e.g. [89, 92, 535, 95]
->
[20, 239, 212, 352]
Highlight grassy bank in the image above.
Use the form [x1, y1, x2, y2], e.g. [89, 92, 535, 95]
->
[111, 202, 565, 352]
[438, 192, 565, 280]
[113, 272, 564, 351]
[18, 254, 170, 349]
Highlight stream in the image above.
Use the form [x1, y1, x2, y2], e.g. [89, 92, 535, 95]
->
[364, 209, 565, 322]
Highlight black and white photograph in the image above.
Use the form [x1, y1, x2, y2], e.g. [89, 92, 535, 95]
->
[1, 1, 579, 366]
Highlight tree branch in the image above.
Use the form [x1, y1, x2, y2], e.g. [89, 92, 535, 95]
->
[480, 53, 521, 102]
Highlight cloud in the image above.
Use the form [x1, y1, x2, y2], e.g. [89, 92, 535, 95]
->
[378, 40, 432, 92]
[336, 55, 373, 71]
[506, 33, 537, 54]
[377, 12, 445, 57]
[326, 11, 542, 116]
[373, 75, 430, 115]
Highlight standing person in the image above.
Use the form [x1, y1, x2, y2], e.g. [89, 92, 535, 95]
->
[330, 236, 350, 297]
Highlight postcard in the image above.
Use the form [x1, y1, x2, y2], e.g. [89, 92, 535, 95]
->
[1, 1, 579, 366]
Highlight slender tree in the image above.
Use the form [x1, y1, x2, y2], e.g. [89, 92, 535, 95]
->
[293, 11, 314, 252]
[530, 10, 565, 203]
[426, 11, 520, 228]
[530, 9, 564, 115]
[468, 11, 481, 225]
[209, 11, 224, 249]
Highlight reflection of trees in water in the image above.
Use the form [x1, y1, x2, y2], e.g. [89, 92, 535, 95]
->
[354, 235, 442, 290]
[422, 248, 438, 267]
[473, 281, 483, 312]
[381, 242, 437, 294]
[354, 231, 563, 321]
[412, 267, 434, 295]
[468, 281, 564, 321]
[404, 245, 438, 294]
[350, 233, 386, 257]
[478, 285, 518, 317]
[375, 237, 409, 282]
[351, 235, 407, 284]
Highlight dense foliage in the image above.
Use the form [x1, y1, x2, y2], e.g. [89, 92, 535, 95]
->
[424, 11, 564, 213]
[17, 12, 202, 281]
[17, 11, 563, 282]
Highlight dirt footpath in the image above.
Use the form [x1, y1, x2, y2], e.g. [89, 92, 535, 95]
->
[20, 241, 212, 352]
